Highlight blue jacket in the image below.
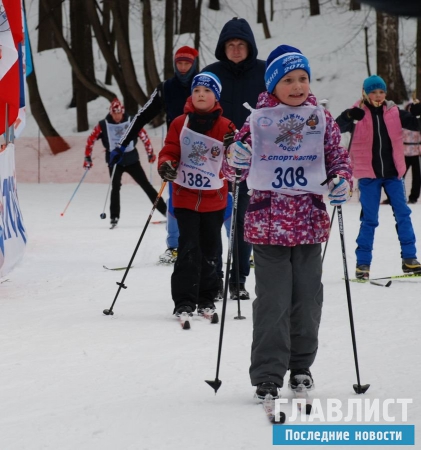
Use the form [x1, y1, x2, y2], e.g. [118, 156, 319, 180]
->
[202, 18, 266, 130]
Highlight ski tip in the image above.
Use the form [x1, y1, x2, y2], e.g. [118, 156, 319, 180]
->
[305, 404, 313, 415]
[386, 280, 392, 287]
[182, 320, 191, 330]
[211, 312, 219, 324]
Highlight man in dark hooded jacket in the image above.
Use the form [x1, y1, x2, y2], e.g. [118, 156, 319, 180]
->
[202, 17, 266, 300]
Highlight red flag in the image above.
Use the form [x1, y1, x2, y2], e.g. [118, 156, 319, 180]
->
[0, 0, 23, 134]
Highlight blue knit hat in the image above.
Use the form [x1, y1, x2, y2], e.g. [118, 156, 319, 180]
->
[264, 45, 311, 94]
[191, 72, 222, 101]
[363, 75, 387, 94]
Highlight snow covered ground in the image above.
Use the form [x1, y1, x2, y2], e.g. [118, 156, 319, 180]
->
[2, 0, 420, 448]
[1, 183, 420, 449]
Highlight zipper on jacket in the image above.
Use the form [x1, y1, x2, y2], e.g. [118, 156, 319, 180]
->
[375, 114, 384, 177]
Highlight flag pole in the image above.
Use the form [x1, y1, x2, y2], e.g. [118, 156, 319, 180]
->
[5, 104, 10, 146]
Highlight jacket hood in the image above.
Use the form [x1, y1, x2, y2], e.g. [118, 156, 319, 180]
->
[214, 18, 258, 62]
[183, 96, 224, 115]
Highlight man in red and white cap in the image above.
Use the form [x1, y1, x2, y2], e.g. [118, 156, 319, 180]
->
[112, 46, 199, 260]
[83, 98, 167, 228]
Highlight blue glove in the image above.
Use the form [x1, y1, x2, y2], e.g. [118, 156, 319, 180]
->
[109, 145, 126, 166]
[328, 177, 351, 205]
[226, 141, 252, 169]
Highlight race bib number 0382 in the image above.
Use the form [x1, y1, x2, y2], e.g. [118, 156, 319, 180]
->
[181, 170, 211, 188]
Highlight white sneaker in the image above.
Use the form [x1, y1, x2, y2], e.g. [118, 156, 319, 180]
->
[159, 248, 177, 264]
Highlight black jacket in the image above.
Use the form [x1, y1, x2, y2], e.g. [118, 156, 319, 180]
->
[202, 18, 266, 130]
[119, 71, 197, 148]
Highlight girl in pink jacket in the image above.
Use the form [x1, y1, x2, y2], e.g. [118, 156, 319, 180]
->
[336, 75, 421, 280]
[223, 45, 352, 400]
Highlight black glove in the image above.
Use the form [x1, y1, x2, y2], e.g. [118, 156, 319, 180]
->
[410, 103, 421, 117]
[83, 156, 93, 169]
[108, 146, 126, 167]
[346, 107, 365, 121]
[223, 131, 235, 148]
[158, 160, 179, 182]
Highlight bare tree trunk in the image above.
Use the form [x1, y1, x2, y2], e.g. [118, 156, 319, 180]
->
[257, 0, 271, 38]
[364, 26, 371, 76]
[40, 0, 117, 101]
[143, 0, 161, 95]
[85, 0, 134, 106]
[194, 0, 202, 68]
[70, 0, 98, 131]
[309, 0, 320, 16]
[416, 19, 421, 100]
[37, 0, 62, 51]
[102, 1, 114, 85]
[179, 0, 196, 34]
[174, 0, 179, 35]
[164, 0, 175, 80]
[350, 0, 361, 11]
[25, 40, 70, 154]
[376, 11, 407, 103]
[109, 0, 147, 113]
[208, 0, 219, 10]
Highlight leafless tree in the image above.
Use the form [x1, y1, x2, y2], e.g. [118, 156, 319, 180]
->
[309, 0, 320, 16]
[37, 0, 61, 51]
[179, 0, 196, 33]
[376, 11, 407, 103]
[257, 0, 271, 38]
[208, 0, 220, 10]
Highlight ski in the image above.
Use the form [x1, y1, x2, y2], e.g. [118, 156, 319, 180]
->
[103, 265, 132, 271]
[347, 278, 392, 287]
[110, 224, 117, 229]
[262, 394, 286, 424]
[348, 273, 421, 283]
[199, 308, 219, 324]
[292, 384, 312, 415]
[178, 312, 191, 330]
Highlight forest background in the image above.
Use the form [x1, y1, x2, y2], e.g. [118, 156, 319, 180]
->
[22, 0, 421, 158]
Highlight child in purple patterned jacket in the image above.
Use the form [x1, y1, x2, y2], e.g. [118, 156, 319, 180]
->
[222, 45, 352, 400]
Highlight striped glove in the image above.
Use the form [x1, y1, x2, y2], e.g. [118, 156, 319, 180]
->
[328, 177, 351, 205]
[226, 141, 252, 169]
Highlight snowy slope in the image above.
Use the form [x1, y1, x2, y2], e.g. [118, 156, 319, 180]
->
[1, 184, 420, 449]
[1, 0, 421, 448]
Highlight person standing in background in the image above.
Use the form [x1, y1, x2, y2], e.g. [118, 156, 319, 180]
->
[403, 102, 421, 204]
[202, 17, 266, 300]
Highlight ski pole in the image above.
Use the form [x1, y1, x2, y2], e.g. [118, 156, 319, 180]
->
[60, 168, 89, 216]
[100, 164, 117, 219]
[322, 206, 336, 263]
[205, 168, 242, 394]
[334, 178, 370, 394]
[103, 182, 167, 316]
[233, 216, 245, 321]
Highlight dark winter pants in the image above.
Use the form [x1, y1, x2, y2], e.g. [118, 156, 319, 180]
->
[228, 180, 252, 285]
[250, 244, 323, 388]
[356, 177, 417, 266]
[404, 156, 421, 203]
[171, 207, 225, 312]
[108, 162, 167, 219]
